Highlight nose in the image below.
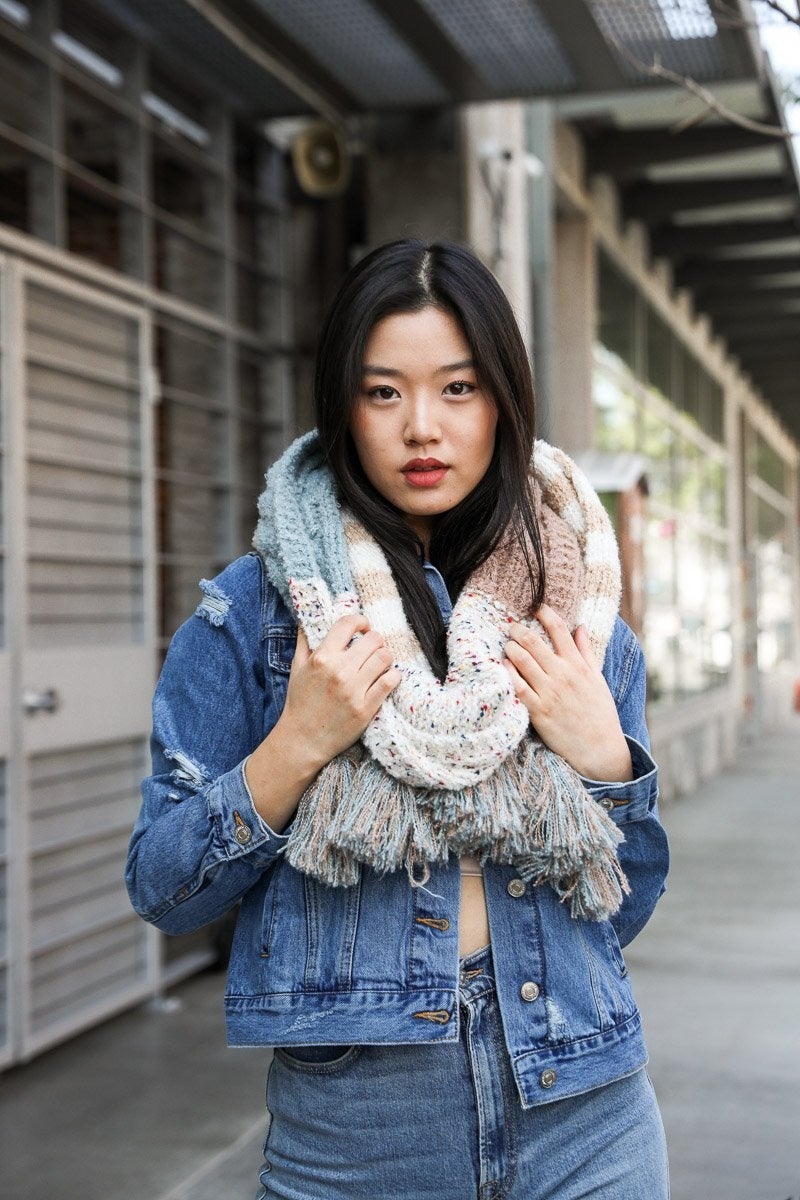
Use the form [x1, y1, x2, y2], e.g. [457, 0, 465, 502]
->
[403, 393, 442, 447]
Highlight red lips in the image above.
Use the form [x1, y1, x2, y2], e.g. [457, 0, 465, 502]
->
[401, 458, 449, 487]
[402, 457, 447, 471]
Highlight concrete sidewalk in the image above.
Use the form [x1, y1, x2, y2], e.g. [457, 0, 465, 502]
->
[1, 721, 799, 1200]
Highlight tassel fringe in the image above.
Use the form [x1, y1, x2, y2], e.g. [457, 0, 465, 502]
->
[285, 735, 629, 921]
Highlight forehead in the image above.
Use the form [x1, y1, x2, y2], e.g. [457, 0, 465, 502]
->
[364, 307, 471, 365]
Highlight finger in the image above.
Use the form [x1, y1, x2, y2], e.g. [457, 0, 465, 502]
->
[533, 604, 579, 657]
[349, 630, 392, 675]
[320, 613, 370, 653]
[503, 658, 537, 704]
[507, 622, 556, 670]
[504, 637, 547, 692]
[572, 624, 596, 668]
[364, 666, 402, 710]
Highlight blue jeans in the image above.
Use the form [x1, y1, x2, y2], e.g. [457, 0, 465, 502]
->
[257, 947, 669, 1200]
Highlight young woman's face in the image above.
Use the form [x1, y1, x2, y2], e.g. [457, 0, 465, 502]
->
[349, 306, 498, 548]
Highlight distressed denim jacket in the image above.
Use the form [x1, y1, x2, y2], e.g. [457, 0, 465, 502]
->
[126, 551, 668, 1109]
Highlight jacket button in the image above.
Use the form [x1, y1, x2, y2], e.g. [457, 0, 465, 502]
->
[234, 824, 253, 845]
[540, 1068, 557, 1088]
[507, 878, 526, 898]
[520, 981, 540, 1002]
[599, 797, 614, 811]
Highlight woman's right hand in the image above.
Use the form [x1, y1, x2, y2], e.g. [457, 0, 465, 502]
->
[276, 615, 402, 773]
[245, 615, 401, 833]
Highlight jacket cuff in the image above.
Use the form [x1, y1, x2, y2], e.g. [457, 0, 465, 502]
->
[579, 737, 658, 823]
[206, 759, 291, 863]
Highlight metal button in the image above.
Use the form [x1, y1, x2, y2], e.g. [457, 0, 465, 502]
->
[234, 824, 253, 845]
[507, 878, 526, 898]
[540, 1068, 557, 1088]
[520, 981, 540, 1002]
[599, 797, 614, 811]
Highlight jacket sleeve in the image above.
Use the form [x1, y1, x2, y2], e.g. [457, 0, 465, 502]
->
[125, 554, 290, 935]
[581, 617, 669, 947]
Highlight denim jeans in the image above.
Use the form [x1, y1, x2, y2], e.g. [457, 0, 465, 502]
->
[256, 947, 669, 1200]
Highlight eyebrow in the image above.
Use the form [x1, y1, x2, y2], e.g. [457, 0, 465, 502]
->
[362, 359, 476, 376]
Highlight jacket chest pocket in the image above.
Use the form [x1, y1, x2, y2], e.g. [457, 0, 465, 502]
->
[265, 624, 296, 727]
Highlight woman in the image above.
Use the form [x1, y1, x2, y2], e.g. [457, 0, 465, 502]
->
[126, 239, 669, 1199]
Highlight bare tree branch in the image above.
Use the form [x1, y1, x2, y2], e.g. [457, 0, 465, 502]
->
[758, 0, 800, 30]
[610, 39, 793, 138]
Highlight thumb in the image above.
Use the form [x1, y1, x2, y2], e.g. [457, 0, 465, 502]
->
[292, 625, 311, 667]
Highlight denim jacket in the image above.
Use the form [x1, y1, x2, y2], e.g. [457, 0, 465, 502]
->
[126, 551, 668, 1109]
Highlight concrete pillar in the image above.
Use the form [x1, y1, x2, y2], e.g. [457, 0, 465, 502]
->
[552, 214, 595, 454]
[461, 101, 533, 347]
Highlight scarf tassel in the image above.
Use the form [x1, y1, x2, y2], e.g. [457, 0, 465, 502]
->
[285, 737, 629, 922]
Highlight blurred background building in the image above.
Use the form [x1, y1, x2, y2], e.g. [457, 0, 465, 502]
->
[0, 0, 798, 1070]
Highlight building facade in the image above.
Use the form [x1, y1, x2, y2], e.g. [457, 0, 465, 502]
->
[1, 0, 798, 1067]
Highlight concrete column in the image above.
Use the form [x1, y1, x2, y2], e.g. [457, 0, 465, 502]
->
[552, 214, 595, 454]
[462, 101, 533, 347]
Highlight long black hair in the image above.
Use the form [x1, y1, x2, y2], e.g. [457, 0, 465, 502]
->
[315, 238, 545, 680]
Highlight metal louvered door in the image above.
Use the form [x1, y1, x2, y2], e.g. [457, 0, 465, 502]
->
[7, 262, 158, 1061]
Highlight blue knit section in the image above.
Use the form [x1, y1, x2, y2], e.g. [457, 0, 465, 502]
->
[252, 430, 354, 609]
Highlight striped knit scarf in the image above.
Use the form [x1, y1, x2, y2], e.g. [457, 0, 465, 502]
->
[253, 431, 629, 921]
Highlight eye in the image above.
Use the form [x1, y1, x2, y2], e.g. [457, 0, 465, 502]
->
[444, 380, 476, 397]
[366, 384, 399, 402]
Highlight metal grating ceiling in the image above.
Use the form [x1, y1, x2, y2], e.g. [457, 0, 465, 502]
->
[251, 0, 449, 108]
[588, 0, 729, 82]
[420, 0, 576, 93]
[98, 0, 309, 113]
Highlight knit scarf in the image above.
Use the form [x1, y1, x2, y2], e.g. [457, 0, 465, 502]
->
[253, 431, 629, 921]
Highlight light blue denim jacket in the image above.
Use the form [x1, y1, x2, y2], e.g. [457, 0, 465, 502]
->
[126, 551, 668, 1108]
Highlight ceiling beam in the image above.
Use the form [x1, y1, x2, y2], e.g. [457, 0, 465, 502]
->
[718, 315, 800, 341]
[695, 283, 800, 312]
[730, 345, 800, 365]
[675, 255, 800, 288]
[585, 125, 769, 178]
[369, 0, 495, 102]
[621, 176, 794, 221]
[711, 0, 763, 76]
[651, 219, 800, 259]
[184, 0, 358, 120]
[534, 0, 628, 90]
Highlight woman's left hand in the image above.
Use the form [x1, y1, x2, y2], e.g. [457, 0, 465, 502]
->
[503, 604, 633, 782]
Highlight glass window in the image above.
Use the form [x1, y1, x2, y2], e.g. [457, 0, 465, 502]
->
[645, 306, 672, 401]
[58, 0, 128, 83]
[0, 135, 43, 234]
[680, 348, 701, 426]
[63, 81, 136, 188]
[594, 365, 638, 452]
[754, 433, 787, 496]
[153, 223, 223, 312]
[598, 253, 636, 372]
[152, 136, 221, 236]
[0, 39, 48, 139]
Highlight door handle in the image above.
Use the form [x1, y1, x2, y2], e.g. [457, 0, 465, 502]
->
[23, 688, 60, 715]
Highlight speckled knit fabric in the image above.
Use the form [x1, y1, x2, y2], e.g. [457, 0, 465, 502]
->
[253, 431, 628, 920]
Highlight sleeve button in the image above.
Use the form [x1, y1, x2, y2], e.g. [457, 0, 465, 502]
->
[234, 824, 253, 845]
[540, 1068, 557, 1088]
[507, 878, 526, 898]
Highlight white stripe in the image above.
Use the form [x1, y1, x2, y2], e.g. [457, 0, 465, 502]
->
[579, 593, 618, 632]
[560, 498, 585, 533]
[348, 540, 391, 574]
[362, 595, 407, 631]
[583, 529, 619, 565]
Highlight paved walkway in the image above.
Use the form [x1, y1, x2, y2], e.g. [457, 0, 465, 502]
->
[1, 721, 799, 1200]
